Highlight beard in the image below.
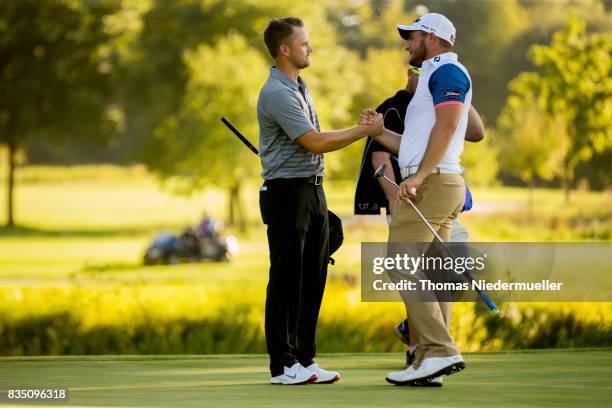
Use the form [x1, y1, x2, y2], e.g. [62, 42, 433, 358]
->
[408, 38, 427, 67]
[290, 54, 310, 69]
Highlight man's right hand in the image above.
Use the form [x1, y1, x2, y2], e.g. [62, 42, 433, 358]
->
[358, 108, 384, 136]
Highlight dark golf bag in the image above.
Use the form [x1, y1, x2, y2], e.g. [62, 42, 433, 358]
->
[328, 210, 343, 265]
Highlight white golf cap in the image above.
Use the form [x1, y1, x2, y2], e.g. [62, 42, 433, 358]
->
[397, 13, 456, 46]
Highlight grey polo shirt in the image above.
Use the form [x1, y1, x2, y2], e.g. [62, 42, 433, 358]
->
[257, 66, 324, 180]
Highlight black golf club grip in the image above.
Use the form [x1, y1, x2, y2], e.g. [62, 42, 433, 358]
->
[221, 117, 259, 156]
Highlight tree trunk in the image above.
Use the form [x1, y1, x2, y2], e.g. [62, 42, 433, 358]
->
[228, 186, 235, 227]
[227, 181, 245, 232]
[6, 140, 16, 227]
[527, 178, 534, 219]
[236, 183, 245, 232]
[562, 176, 570, 204]
[562, 164, 571, 205]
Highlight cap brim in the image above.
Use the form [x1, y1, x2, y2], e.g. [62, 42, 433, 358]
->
[397, 23, 419, 40]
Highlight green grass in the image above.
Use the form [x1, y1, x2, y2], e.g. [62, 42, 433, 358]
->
[0, 165, 609, 356]
[0, 350, 611, 407]
[0, 165, 610, 405]
[0, 165, 608, 283]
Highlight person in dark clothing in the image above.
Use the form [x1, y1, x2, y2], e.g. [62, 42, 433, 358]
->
[354, 66, 418, 216]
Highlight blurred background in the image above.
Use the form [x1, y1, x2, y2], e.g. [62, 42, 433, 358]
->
[0, 0, 610, 355]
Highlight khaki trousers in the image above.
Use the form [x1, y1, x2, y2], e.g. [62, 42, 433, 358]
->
[388, 173, 465, 366]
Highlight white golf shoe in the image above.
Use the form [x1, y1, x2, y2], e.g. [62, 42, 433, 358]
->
[385, 365, 417, 385]
[305, 363, 341, 384]
[386, 355, 464, 386]
[410, 376, 443, 387]
[271, 363, 317, 385]
[429, 376, 444, 386]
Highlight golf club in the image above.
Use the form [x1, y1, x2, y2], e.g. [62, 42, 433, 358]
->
[373, 165, 417, 200]
[374, 164, 499, 313]
[221, 117, 260, 156]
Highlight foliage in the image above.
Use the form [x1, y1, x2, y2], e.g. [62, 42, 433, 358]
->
[151, 34, 265, 190]
[535, 16, 612, 160]
[411, 0, 530, 122]
[0, 0, 123, 225]
[0, 0, 122, 144]
[461, 128, 499, 188]
[117, 1, 369, 225]
[495, 91, 568, 197]
[327, 47, 407, 180]
[329, 0, 417, 56]
[117, 0, 278, 164]
[0, 164, 610, 357]
[503, 14, 612, 195]
[0, 286, 610, 355]
[7, 0, 611, 193]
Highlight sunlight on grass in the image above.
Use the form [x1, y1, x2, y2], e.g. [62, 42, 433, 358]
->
[0, 165, 609, 355]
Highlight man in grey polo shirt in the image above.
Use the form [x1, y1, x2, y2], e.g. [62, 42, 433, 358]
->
[258, 16, 383, 385]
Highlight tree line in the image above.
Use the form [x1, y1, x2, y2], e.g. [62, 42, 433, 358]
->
[1, 0, 610, 227]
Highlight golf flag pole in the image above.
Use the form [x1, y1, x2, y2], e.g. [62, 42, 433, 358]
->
[221, 117, 259, 156]
[373, 164, 499, 314]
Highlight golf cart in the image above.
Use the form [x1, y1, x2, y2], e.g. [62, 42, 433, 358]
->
[143, 219, 239, 265]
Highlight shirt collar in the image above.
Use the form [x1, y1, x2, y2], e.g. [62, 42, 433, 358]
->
[270, 66, 303, 91]
[422, 52, 458, 68]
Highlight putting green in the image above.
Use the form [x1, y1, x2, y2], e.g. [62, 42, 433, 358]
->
[0, 350, 610, 407]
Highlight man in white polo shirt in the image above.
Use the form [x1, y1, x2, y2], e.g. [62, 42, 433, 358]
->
[362, 13, 471, 385]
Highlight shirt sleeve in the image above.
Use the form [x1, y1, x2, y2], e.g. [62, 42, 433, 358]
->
[428, 64, 470, 108]
[266, 89, 314, 140]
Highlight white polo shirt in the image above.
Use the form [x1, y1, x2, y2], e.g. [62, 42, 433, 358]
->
[398, 52, 472, 173]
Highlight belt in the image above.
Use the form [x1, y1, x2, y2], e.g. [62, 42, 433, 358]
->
[304, 175, 324, 185]
[265, 175, 324, 185]
[400, 166, 462, 180]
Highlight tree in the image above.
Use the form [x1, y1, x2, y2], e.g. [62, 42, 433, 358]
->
[496, 92, 568, 213]
[461, 133, 499, 189]
[322, 0, 416, 180]
[135, 0, 368, 226]
[150, 34, 266, 230]
[330, 0, 417, 56]
[118, 0, 279, 164]
[0, 0, 122, 227]
[327, 47, 406, 180]
[417, 0, 530, 123]
[515, 14, 612, 201]
[114, 0, 284, 229]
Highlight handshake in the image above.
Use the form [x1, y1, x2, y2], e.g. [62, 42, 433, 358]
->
[358, 108, 385, 137]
